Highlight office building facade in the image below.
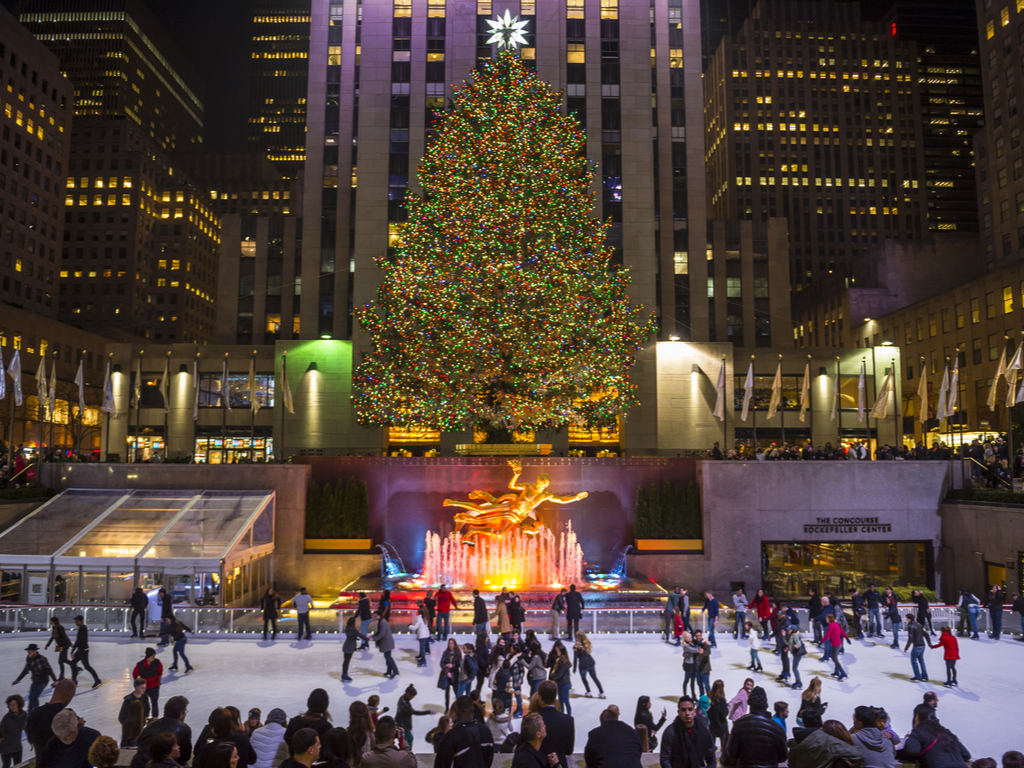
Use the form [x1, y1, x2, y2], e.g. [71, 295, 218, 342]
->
[0, 3, 74, 318]
[704, 0, 930, 293]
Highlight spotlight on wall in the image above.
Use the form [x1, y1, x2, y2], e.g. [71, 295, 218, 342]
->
[179, 364, 189, 373]
[320, 334, 332, 340]
[691, 364, 701, 373]
[307, 362, 318, 372]
[819, 367, 828, 376]
[669, 335, 680, 341]
[112, 364, 122, 373]
[881, 339, 894, 347]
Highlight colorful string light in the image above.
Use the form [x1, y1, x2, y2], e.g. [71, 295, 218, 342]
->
[353, 51, 655, 432]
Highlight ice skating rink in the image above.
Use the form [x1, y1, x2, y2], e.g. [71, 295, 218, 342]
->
[1, 628, 1019, 758]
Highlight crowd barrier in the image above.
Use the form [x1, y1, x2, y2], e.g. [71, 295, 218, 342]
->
[0, 603, 1018, 636]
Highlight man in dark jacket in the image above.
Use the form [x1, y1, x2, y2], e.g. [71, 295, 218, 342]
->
[549, 589, 566, 640]
[865, 583, 881, 637]
[850, 589, 865, 638]
[435, 695, 493, 768]
[473, 590, 489, 636]
[723, 687, 786, 768]
[807, 589, 823, 643]
[38, 707, 100, 768]
[988, 585, 1005, 639]
[26, 679, 74, 753]
[69, 616, 101, 689]
[130, 588, 150, 638]
[903, 612, 931, 682]
[535, 681, 574, 768]
[583, 707, 641, 768]
[1014, 592, 1024, 637]
[564, 585, 584, 638]
[158, 589, 174, 646]
[12, 644, 57, 712]
[700, 592, 720, 648]
[659, 695, 715, 768]
[131, 695, 192, 768]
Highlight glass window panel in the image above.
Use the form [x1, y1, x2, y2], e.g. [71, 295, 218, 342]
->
[0, 490, 126, 556]
[72, 491, 197, 557]
[144, 493, 271, 559]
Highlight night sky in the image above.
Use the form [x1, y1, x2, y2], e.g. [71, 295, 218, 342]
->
[141, 0, 979, 153]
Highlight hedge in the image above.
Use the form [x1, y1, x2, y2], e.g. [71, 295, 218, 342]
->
[0, 486, 56, 501]
[305, 477, 370, 539]
[946, 488, 1024, 505]
[635, 480, 702, 539]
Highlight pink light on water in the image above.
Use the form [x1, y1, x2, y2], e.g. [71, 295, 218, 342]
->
[421, 522, 583, 588]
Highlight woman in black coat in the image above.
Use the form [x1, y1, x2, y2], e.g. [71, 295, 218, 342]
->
[45, 617, 73, 680]
[260, 588, 281, 641]
[341, 616, 367, 683]
[437, 639, 462, 711]
[507, 593, 525, 633]
[706, 679, 729, 752]
[896, 704, 970, 768]
[633, 696, 666, 751]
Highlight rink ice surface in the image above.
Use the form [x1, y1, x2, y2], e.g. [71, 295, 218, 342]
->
[1, 628, 1021, 757]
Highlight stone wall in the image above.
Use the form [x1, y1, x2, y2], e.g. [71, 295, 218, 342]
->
[940, 501, 1024, 602]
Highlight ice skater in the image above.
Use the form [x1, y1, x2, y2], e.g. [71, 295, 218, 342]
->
[411, 607, 431, 667]
[260, 588, 281, 641]
[167, 617, 194, 674]
[372, 612, 399, 679]
[10, 644, 56, 711]
[823, 614, 849, 681]
[744, 622, 762, 671]
[70, 615, 102, 688]
[395, 685, 434, 750]
[45, 617, 73, 681]
[701, 591, 720, 648]
[437, 639, 462, 710]
[572, 631, 605, 698]
[930, 625, 959, 688]
[903, 612, 930, 682]
[342, 615, 369, 682]
[129, 587, 149, 638]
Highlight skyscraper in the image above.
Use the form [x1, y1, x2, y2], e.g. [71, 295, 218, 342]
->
[704, 0, 930, 293]
[247, 0, 311, 179]
[19, 0, 204, 154]
[883, 0, 984, 233]
[0, 3, 74, 318]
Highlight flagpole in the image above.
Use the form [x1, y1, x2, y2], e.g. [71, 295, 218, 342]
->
[48, 352, 54, 461]
[778, 354, 786, 446]
[164, 351, 171, 461]
[251, 351, 257, 459]
[7, 386, 13, 478]
[919, 355, 927, 448]
[945, 356, 952, 451]
[280, 352, 287, 462]
[892, 359, 899, 453]
[836, 356, 842, 451]
[133, 351, 142, 463]
[222, 353, 229, 462]
[807, 355, 813, 449]
[862, 357, 870, 454]
[751, 355, 757, 454]
[37, 368, 44, 481]
[721, 355, 727, 450]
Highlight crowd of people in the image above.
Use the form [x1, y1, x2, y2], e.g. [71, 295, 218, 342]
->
[3, 580, 1022, 768]
[707, 434, 1018, 475]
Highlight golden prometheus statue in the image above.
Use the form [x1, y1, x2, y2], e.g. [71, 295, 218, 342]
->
[443, 459, 588, 546]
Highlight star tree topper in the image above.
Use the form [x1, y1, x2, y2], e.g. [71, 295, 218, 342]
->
[486, 9, 530, 49]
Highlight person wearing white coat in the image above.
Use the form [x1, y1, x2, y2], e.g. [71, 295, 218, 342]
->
[250, 709, 289, 768]
[411, 608, 431, 667]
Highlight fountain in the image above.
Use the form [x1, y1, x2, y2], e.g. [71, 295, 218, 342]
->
[420, 521, 583, 588]
[377, 542, 407, 578]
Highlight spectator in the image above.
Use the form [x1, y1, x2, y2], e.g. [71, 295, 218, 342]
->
[659, 695, 715, 768]
[534, 681, 573, 768]
[723, 687, 786, 768]
[487, 699, 515, 747]
[787, 710, 861, 768]
[511, 713, 553, 768]
[633, 696, 666, 752]
[131, 696, 193, 768]
[316, 728, 348, 768]
[144, 733, 181, 768]
[896, 705, 970, 768]
[435, 695, 493, 768]
[26, 679, 75, 756]
[583, 707, 641, 768]
[850, 706, 896, 768]
[88, 737, 119, 768]
[285, 690, 333, 750]
[251, 710, 289, 768]
[0, 695, 28, 768]
[279, 729, 319, 768]
[37, 708, 100, 768]
[360, 716, 415, 768]
[193, 709, 257, 768]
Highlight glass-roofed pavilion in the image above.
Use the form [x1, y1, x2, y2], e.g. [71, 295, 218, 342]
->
[0, 489, 274, 610]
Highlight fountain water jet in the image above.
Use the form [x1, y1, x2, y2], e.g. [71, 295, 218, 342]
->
[421, 522, 583, 588]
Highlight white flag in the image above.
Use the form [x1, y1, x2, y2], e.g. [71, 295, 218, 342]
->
[74, 359, 85, 417]
[248, 358, 260, 415]
[36, 357, 48, 419]
[1006, 342, 1022, 408]
[193, 360, 200, 421]
[766, 361, 782, 420]
[160, 356, 170, 414]
[221, 358, 232, 411]
[281, 354, 295, 415]
[48, 358, 56, 418]
[132, 356, 142, 409]
[987, 343, 1007, 409]
[917, 364, 929, 424]
[830, 366, 840, 422]
[713, 359, 726, 422]
[949, 356, 960, 417]
[857, 362, 866, 423]
[8, 350, 23, 407]
[741, 362, 754, 422]
[101, 359, 115, 414]
[799, 361, 810, 423]
[869, 368, 894, 419]
[935, 364, 950, 422]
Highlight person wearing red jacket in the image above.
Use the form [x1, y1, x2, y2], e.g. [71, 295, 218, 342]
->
[750, 589, 772, 638]
[132, 647, 163, 718]
[435, 585, 458, 641]
[930, 626, 960, 688]
[823, 615, 849, 682]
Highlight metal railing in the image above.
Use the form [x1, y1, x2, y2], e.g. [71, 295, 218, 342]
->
[965, 456, 1011, 488]
[0, 603, 1015, 636]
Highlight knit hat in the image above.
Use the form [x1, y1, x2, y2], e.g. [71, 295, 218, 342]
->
[307, 688, 330, 713]
[698, 696, 711, 712]
[748, 686, 769, 712]
[266, 709, 288, 726]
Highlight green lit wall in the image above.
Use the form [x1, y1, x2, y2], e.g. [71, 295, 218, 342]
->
[274, 340, 354, 459]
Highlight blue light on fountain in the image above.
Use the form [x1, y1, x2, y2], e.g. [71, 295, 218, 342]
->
[611, 545, 632, 579]
[378, 542, 407, 579]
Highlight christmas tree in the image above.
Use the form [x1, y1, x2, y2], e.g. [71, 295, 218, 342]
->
[353, 51, 655, 433]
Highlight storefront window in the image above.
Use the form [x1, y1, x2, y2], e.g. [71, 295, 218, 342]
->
[195, 437, 274, 464]
[762, 541, 930, 600]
